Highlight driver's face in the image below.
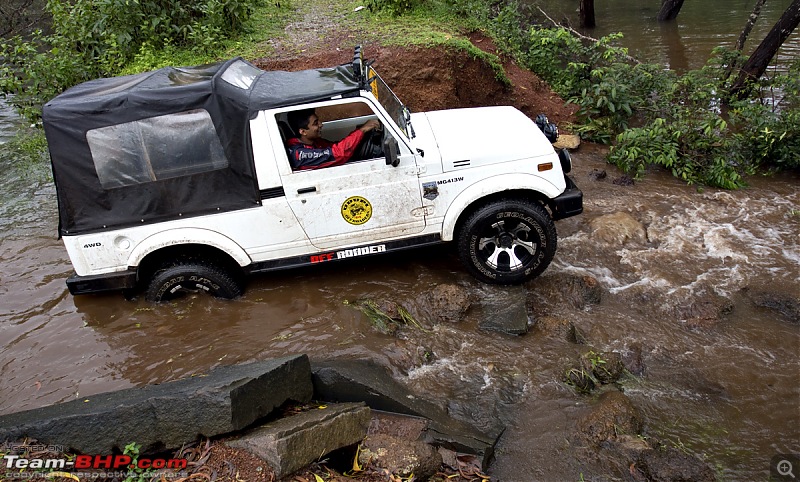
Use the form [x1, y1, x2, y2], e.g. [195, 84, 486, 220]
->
[302, 114, 322, 140]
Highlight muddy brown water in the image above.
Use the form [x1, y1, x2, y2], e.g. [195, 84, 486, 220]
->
[2, 116, 798, 480]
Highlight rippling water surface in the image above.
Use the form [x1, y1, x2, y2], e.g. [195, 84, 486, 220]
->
[530, 0, 800, 73]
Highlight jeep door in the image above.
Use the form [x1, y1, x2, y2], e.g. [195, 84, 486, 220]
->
[276, 101, 426, 250]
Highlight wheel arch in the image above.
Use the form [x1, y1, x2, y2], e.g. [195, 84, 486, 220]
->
[129, 229, 250, 283]
[442, 174, 559, 242]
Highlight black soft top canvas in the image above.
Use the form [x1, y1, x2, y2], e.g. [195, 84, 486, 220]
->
[43, 57, 361, 237]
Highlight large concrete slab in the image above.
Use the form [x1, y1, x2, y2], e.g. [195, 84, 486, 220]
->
[227, 402, 370, 478]
[0, 355, 313, 454]
[311, 359, 503, 469]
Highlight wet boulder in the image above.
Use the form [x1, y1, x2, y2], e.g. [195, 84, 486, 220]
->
[421, 283, 472, 323]
[529, 273, 603, 312]
[565, 351, 625, 394]
[634, 446, 716, 482]
[612, 433, 652, 458]
[533, 315, 586, 343]
[620, 343, 646, 376]
[676, 293, 734, 329]
[576, 390, 643, 445]
[475, 284, 529, 335]
[375, 299, 403, 320]
[382, 339, 437, 375]
[612, 175, 635, 186]
[583, 351, 625, 385]
[590, 212, 647, 245]
[749, 290, 800, 324]
[565, 367, 596, 394]
[588, 168, 608, 181]
[563, 275, 603, 308]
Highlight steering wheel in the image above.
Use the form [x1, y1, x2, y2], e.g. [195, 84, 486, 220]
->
[353, 123, 385, 161]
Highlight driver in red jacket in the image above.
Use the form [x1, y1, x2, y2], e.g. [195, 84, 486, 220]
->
[286, 109, 381, 170]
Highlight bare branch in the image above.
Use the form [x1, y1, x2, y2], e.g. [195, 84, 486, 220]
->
[535, 5, 640, 64]
[736, 0, 768, 51]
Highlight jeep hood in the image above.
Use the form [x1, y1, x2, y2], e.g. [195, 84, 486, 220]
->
[413, 106, 554, 171]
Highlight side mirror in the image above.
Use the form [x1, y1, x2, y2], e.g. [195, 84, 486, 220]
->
[384, 136, 400, 167]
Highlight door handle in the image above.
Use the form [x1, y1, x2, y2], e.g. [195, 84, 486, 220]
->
[297, 186, 316, 194]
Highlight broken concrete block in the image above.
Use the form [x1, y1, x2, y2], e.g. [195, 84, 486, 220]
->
[311, 359, 502, 469]
[0, 355, 313, 454]
[226, 402, 370, 478]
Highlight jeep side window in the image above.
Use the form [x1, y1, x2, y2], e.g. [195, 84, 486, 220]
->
[280, 101, 386, 172]
[87, 109, 228, 189]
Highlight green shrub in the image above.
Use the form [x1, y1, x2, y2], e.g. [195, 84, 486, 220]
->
[0, 31, 91, 122]
[0, 0, 264, 122]
[608, 115, 746, 189]
[567, 62, 675, 143]
[731, 102, 800, 171]
[368, 0, 422, 16]
[514, 23, 797, 188]
[523, 27, 583, 93]
[729, 59, 800, 171]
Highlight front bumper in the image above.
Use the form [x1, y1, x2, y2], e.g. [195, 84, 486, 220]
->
[66, 269, 138, 295]
[550, 176, 583, 220]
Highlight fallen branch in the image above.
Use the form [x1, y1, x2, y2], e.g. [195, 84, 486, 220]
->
[534, 5, 640, 64]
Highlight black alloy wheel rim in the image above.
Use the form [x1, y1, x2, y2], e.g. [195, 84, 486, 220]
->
[476, 218, 539, 273]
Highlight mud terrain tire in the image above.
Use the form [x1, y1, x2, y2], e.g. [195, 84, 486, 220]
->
[145, 261, 243, 302]
[457, 199, 557, 284]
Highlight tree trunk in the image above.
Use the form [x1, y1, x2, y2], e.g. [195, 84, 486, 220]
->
[658, 0, 686, 22]
[736, 0, 768, 51]
[722, 0, 768, 83]
[580, 0, 596, 28]
[730, 0, 800, 98]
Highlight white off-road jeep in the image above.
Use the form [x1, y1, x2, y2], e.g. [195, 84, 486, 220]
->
[43, 47, 582, 301]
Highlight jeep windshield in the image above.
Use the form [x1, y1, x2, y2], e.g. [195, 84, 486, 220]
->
[367, 67, 414, 139]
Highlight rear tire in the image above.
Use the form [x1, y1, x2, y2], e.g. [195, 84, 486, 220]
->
[457, 199, 557, 284]
[145, 261, 243, 302]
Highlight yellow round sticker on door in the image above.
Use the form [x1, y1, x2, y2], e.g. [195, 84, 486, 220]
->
[341, 196, 372, 225]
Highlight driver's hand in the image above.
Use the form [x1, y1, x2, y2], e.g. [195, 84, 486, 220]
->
[360, 119, 381, 133]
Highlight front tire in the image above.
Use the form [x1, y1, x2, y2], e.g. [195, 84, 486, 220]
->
[457, 199, 557, 284]
[145, 261, 243, 302]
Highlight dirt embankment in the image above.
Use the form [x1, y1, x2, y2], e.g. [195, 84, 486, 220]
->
[253, 32, 577, 127]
